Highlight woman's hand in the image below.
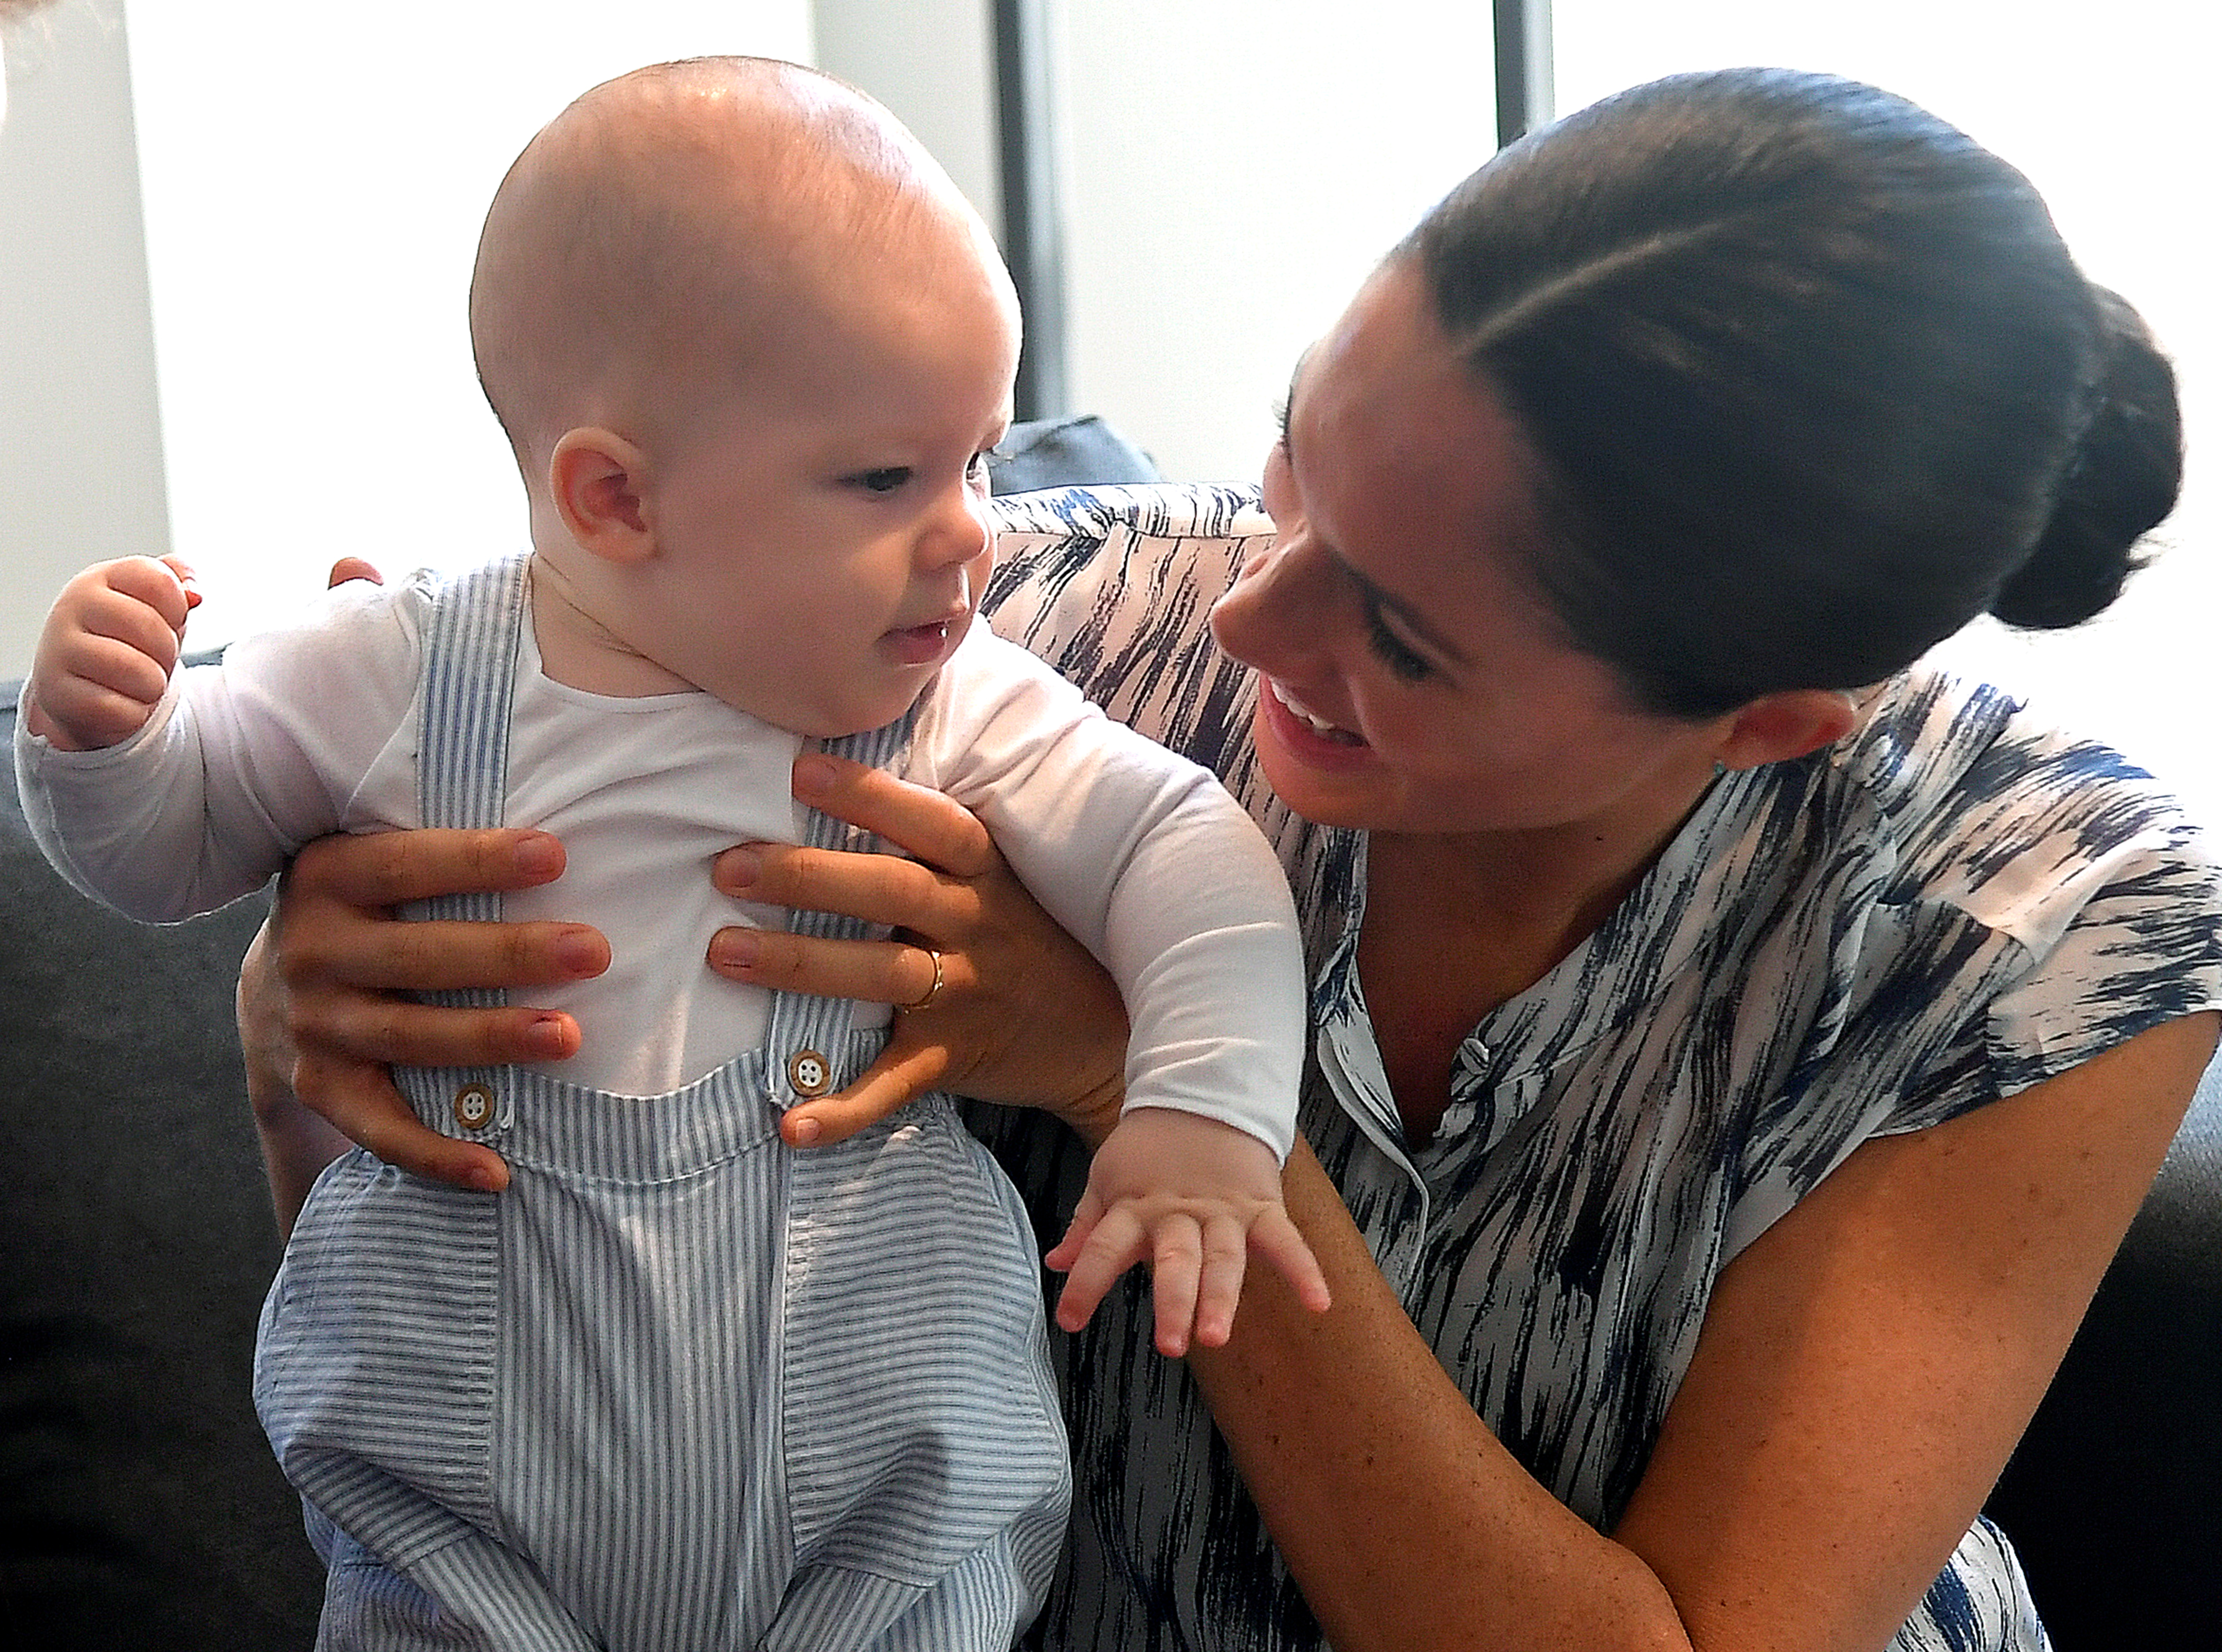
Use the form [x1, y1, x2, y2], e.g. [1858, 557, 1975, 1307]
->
[237, 827, 611, 1195]
[710, 753, 1130, 1149]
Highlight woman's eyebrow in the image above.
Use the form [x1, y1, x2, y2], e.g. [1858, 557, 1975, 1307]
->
[1278, 352, 1473, 672]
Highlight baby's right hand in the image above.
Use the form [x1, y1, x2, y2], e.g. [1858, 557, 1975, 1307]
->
[26, 555, 200, 751]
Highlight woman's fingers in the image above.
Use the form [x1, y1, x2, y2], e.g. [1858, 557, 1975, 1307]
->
[287, 825, 569, 912]
[305, 915, 609, 998]
[707, 924, 950, 1007]
[791, 753, 999, 877]
[291, 989, 582, 1070]
[294, 1051, 510, 1192]
[244, 826, 609, 1190]
[715, 838, 973, 939]
[779, 1040, 955, 1148]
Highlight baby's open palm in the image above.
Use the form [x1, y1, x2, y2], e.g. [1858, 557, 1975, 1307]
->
[1046, 1107, 1331, 1356]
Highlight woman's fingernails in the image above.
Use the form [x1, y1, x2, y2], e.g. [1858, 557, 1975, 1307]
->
[791, 755, 837, 800]
[555, 929, 604, 975]
[512, 834, 564, 880]
[524, 1012, 572, 1056]
[721, 847, 762, 890]
[710, 931, 760, 971]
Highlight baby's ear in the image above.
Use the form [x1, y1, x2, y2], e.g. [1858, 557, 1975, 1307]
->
[549, 427, 654, 564]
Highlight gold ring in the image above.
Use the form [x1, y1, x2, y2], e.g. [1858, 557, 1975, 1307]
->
[899, 946, 945, 1013]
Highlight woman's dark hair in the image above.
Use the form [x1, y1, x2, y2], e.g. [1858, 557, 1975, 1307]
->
[1403, 68, 2182, 718]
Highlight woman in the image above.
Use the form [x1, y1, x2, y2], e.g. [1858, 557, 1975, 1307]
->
[242, 70, 2221, 1651]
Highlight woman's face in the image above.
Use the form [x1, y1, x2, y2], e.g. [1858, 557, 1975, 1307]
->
[1209, 259, 1733, 840]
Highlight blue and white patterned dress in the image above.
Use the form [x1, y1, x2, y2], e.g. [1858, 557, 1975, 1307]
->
[976, 483, 2222, 1652]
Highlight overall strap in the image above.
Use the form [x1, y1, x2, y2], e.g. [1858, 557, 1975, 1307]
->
[758, 714, 919, 1101]
[396, 552, 529, 1130]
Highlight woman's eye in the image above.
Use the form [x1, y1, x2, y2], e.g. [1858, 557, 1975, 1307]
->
[850, 467, 912, 495]
[1365, 603, 1434, 683]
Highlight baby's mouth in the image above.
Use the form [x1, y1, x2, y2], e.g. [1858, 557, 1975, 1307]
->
[881, 615, 963, 666]
[1269, 678, 1364, 746]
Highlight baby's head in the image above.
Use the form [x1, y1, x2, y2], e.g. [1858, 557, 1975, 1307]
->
[470, 57, 1021, 737]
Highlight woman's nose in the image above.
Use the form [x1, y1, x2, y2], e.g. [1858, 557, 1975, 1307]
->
[1210, 530, 1336, 670]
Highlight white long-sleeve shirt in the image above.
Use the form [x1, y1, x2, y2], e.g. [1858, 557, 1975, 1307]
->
[16, 564, 1302, 1154]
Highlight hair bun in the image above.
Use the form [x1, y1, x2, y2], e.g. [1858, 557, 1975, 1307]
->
[1990, 288, 2182, 630]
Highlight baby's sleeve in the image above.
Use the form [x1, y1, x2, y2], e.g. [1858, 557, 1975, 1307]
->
[14, 578, 425, 924]
[916, 628, 1305, 1159]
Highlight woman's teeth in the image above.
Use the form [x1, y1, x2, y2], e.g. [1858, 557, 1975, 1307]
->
[1273, 680, 1360, 744]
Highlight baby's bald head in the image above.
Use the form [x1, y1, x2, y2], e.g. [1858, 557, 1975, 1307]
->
[470, 57, 1003, 469]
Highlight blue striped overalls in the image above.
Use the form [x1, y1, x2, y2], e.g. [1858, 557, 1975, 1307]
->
[254, 554, 1072, 1650]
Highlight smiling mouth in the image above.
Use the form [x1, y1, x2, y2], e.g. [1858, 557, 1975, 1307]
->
[1268, 678, 1364, 746]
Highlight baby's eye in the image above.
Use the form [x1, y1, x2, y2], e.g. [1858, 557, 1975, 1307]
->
[967, 450, 995, 486]
[849, 467, 912, 495]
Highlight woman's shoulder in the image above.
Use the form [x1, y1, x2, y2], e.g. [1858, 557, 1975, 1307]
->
[1836, 666, 2206, 855]
[1820, 664, 2221, 964]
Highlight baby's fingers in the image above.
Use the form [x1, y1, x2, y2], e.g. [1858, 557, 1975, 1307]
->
[1248, 1205, 1333, 1315]
[1187, 1214, 1252, 1352]
[98, 555, 197, 640]
[1049, 1200, 1151, 1338]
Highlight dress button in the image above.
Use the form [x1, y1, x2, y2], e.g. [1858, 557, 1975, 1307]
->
[453, 1082, 497, 1131]
[786, 1049, 832, 1097]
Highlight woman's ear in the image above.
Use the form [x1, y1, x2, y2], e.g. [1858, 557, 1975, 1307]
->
[1715, 688, 1862, 772]
[549, 427, 655, 564]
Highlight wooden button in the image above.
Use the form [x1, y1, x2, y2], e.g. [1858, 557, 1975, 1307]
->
[786, 1050, 832, 1097]
[453, 1083, 497, 1131]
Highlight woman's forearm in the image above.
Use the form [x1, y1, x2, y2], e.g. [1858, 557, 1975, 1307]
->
[1186, 1143, 1692, 1652]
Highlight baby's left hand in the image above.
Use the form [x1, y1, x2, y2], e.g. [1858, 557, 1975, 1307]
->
[1046, 1108, 1331, 1356]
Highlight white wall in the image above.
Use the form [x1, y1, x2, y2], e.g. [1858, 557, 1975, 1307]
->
[0, 1, 814, 677]
[812, 0, 1000, 234]
[125, 0, 815, 659]
[1049, 1, 1501, 485]
[0, 0, 168, 682]
[816, 1, 1502, 488]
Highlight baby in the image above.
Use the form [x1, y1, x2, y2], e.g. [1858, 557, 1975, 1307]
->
[16, 58, 1324, 1652]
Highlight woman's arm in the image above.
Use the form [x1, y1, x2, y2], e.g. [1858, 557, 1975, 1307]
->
[1186, 1011, 2217, 1652]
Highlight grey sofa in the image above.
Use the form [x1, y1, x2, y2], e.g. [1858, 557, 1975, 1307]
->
[3, 415, 2216, 1646]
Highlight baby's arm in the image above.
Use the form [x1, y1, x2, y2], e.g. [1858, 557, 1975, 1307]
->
[17, 569, 422, 924]
[25, 556, 199, 752]
[924, 629, 1328, 1354]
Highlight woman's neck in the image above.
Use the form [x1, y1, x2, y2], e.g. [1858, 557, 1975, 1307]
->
[1357, 771, 1719, 1143]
